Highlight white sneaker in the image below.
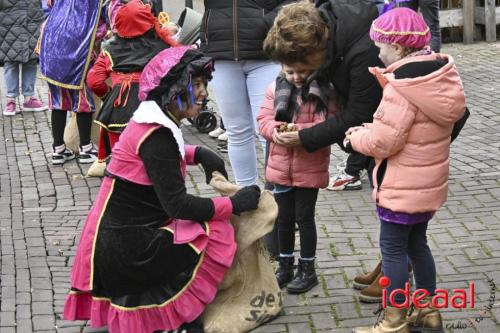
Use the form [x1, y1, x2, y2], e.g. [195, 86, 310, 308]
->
[52, 146, 76, 165]
[78, 144, 98, 164]
[208, 127, 225, 138]
[217, 132, 228, 141]
[327, 168, 362, 191]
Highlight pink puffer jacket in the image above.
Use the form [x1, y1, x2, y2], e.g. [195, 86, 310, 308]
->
[349, 53, 466, 213]
[257, 81, 338, 188]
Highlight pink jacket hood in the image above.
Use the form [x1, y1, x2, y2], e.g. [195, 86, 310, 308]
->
[371, 54, 466, 126]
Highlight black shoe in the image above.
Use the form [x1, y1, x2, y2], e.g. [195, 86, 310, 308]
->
[180, 321, 204, 333]
[276, 256, 294, 288]
[216, 141, 228, 153]
[52, 146, 75, 165]
[286, 258, 318, 294]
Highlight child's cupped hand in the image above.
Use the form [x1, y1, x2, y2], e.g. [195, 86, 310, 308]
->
[345, 126, 364, 137]
[272, 128, 301, 147]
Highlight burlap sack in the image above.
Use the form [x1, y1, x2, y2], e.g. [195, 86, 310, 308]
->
[63, 95, 101, 153]
[202, 174, 281, 333]
[85, 159, 106, 177]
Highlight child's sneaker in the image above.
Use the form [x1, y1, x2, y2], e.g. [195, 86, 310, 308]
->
[22, 97, 48, 112]
[327, 168, 362, 191]
[208, 127, 225, 138]
[52, 145, 76, 165]
[3, 98, 18, 116]
[78, 144, 98, 164]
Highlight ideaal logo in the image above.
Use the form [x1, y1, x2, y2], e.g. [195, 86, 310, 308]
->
[379, 275, 496, 330]
[245, 291, 283, 324]
[379, 276, 475, 309]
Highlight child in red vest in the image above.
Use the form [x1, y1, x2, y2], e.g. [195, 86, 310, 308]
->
[87, 0, 177, 162]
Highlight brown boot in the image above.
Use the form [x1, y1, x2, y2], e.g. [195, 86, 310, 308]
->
[359, 271, 383, 303]
[353, 307, 410, 333]
[353, 261, 382, 290]
[407, 297, 444, 333]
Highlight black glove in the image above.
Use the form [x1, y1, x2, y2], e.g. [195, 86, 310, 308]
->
[230, 185, 261, 215]
[194, 146, 228, 184]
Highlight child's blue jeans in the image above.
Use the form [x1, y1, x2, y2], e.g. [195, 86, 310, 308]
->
[380, 219, 436, 304]
[3, 60, 38, 98]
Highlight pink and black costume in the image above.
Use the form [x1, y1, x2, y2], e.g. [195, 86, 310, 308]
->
[63, 46, 237, 333]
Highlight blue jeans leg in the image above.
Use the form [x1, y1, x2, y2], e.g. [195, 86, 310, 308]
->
[243, 60, 280, 152]
[408, 221, 436, 294]
[3, 62, 20, 98]
[21, 60, 38, 97]
[380, 220, 410, 305]
[380, 219, 436, 305]
[211, 60, 279, 186]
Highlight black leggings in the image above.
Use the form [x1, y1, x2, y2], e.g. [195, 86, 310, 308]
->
[275, 187, 319, 258]
[51, 110, 92, 147]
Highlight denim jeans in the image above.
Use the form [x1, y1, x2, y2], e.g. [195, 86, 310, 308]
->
[380, 219, 436, 304]
[210, 60, 280, 186]
[398, 0, 442, 52]
[3, 60, 38, 98]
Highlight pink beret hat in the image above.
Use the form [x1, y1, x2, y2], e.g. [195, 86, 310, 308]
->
[369, 7, 431, 49]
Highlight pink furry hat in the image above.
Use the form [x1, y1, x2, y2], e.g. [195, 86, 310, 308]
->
[370, 7, 431, 49]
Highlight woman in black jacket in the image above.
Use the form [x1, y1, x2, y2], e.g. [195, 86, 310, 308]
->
[200, 0, 292, 187]
[265, 0, 383, 182]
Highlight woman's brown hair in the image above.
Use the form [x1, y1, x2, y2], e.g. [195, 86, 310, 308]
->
[263, 1, 328, 65]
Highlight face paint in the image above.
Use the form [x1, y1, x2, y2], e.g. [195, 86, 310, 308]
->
[187, 82, 196, 106]
[177, 95, 183, 112]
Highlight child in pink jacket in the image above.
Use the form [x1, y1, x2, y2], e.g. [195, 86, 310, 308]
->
[346, 8, 466, 333]
[257, 63, 338, 294]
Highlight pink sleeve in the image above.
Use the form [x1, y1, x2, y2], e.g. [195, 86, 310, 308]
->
[349, 102, 416, 159]
[184, 145, 197, 165]
[257, 83, 283, 141]
[211, 197, 233, 221]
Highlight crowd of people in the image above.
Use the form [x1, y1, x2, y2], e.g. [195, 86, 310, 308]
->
[1, 0, 470, 332]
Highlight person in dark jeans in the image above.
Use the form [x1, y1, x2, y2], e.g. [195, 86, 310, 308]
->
[328, 151, 372, 191]
[347, 8, 466, 332]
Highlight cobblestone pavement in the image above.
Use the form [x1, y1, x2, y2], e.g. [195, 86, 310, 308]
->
[1, 42, 500, 333]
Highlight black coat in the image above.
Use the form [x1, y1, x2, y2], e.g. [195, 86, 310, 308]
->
[299, 0, 384, 152]
[200, 0, 293, 60]
[0, 0, 45, 66]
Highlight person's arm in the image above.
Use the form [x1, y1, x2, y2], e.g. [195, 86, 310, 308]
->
[257, 84, 283, 141]
[87, 52, 112, 98]
[140, 128, 232, 222]
[347, 95, 417, 159]
[299, 48, 383, 152]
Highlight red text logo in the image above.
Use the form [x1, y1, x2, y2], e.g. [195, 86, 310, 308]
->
[379, 276, 475, 309]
